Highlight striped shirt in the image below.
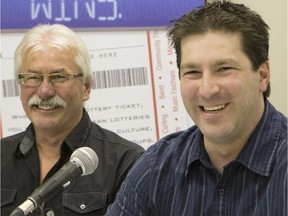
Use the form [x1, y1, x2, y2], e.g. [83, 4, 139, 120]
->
[106, 100, 287, 216]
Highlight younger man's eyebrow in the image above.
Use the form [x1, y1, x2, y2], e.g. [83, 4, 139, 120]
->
[213, 58, 239, 67]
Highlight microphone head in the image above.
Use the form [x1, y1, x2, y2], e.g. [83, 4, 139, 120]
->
[70, 147, 99, 175]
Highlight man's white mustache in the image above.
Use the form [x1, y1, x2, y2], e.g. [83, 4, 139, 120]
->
[28, 95, 66, 108]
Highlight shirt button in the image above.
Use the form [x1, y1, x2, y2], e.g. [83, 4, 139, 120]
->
[80, 204, 86, 210]
[45, 210, 55, 216]
[219, 189, 225, 195]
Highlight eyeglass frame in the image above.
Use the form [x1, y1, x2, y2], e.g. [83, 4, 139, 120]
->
[18, 72, 84, 87]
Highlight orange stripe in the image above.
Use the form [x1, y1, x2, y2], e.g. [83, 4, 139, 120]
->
[146, 31, 159, 141]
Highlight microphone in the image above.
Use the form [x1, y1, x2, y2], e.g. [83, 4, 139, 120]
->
[10, 147, 99, 216]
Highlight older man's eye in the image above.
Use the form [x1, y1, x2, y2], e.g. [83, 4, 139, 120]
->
[25, 75, 42, 82]
[51, 74, 69, 82]
[27, 75, 40, 80]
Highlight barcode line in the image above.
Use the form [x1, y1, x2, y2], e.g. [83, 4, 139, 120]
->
[2, 67, 149, 97]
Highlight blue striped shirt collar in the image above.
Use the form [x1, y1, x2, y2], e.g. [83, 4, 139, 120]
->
[186, 99, 280, 177]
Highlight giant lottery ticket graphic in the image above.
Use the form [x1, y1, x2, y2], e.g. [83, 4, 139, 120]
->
[1, 30, 193, 149]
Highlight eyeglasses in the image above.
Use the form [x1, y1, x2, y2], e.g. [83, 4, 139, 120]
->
[18, 73, 83, 87]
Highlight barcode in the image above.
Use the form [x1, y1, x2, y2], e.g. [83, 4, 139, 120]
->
[2, 67, 149, 97]
[2, 79, 20, 98]
[92, 67, 148, 89]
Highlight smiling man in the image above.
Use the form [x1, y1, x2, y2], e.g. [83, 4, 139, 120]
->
[106, 1, 287, 216]
[1, 24, 144, 216]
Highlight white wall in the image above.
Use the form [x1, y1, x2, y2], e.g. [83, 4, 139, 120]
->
[208, 0, 287, 115]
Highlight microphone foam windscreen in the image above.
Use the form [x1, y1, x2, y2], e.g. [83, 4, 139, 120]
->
[71, 147, 99, 175]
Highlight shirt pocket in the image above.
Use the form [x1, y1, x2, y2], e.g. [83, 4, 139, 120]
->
[62, 191, 107, 215]
[1, 189, 17, 215]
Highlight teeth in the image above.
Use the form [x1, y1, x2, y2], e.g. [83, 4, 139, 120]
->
[38, 104, 57, 110]
[203, 104, 225, 111]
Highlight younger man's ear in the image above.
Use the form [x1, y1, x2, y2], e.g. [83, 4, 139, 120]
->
[258, 60, 270, 93]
